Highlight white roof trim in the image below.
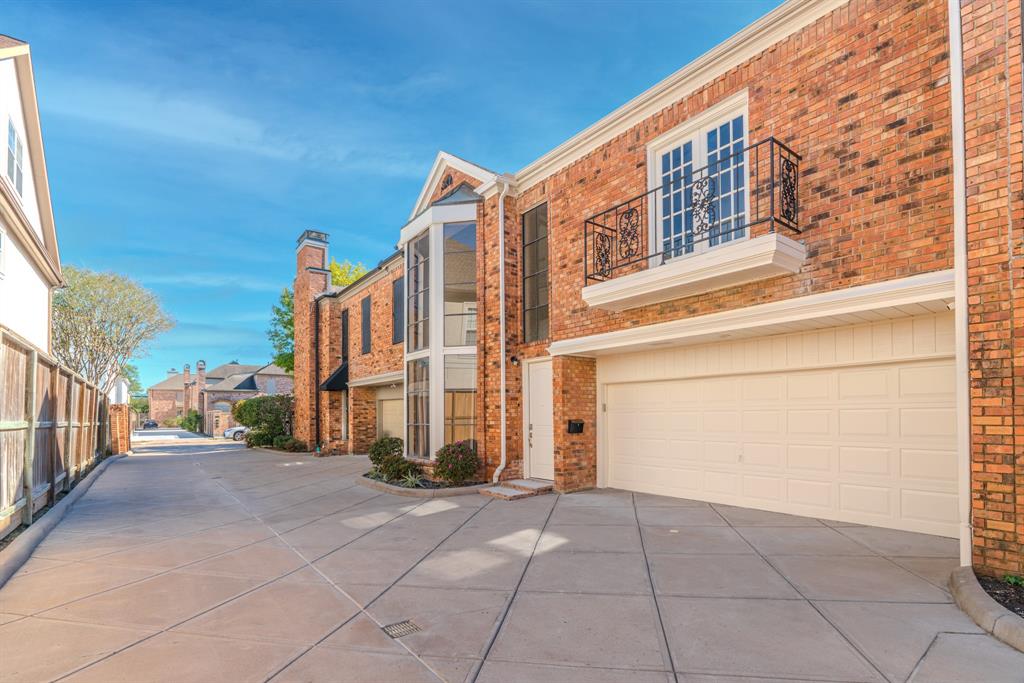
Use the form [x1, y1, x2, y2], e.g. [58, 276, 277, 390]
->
[409, 151, 495, 220]
[549, 270, 955, 357]
[513, 0, 849, 192]
[397, 202, 479, 249]
[348, 370, 404, 388]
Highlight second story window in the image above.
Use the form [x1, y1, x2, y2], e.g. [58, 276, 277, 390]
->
[523, 203, 549, 343]
[443, 222, 476, 347]
[407, 233, 429, 352]
[392, 276, 404, 344]
[361, 295, 371, 354]
[341, 309, 349, 361]
[7, 120, 23, 197]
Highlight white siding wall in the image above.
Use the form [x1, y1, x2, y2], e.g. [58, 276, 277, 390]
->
[0, 215, 49, 350]
[0, 58, 43, 240]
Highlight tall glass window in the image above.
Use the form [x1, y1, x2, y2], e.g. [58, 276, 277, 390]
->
[523, 204, 549, 342]
[406, 234, 429, 351]
[443, 355, 476, 446]
[443, 222, 477, 347]
[406, 358, 429, 458]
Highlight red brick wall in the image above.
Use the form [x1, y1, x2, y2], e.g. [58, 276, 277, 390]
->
[477, 0, 956, 484]
[349, 386, 378, 454]
[552, 356, 597, 492]
[293, 239, 330, 447]
[110, 404, 131, 455]
[148, 389, 182, 424]
[961, 0, 1023, 575]
[312, 258, 404, 454]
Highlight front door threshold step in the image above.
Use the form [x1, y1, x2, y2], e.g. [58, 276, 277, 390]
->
[480, 480, 553, 501]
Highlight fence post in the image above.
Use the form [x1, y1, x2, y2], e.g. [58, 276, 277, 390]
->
[48, 362, 57, 505]
[63, 374, 73, 491]
[22, 349, 37, 525]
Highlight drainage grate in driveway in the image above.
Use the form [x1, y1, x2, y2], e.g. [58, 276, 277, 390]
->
[381, 620, 421, 638]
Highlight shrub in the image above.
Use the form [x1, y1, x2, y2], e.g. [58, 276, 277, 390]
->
[272, 435, 290, 450]
[368, 436, 403, 466]
[180, 410, 202, 433]
[232, 395, 293, 439]
[245, 430, 273, 448]
[432, 441, 479, 485]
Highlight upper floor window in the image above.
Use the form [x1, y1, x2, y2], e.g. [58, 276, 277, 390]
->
[407, 233, 429, 352]
[7, 120, 23, 197]
[523, 203, 549, 343]
[443, 222, 476, 347]
[653, 106, 748, 259]
[392, 276, 405, 345]
[361, 295, 372, 354]
[341, 309, 349, 361]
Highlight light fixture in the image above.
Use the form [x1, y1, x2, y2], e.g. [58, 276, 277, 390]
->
[510, 356, 520, 367]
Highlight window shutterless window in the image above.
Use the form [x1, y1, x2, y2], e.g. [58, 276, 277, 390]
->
[392, 276, 405, 344]
[361, 296, 371, 354]
[406, 358, 429, 459]
[443, 222, 476, 347]
[522, 204, 549, 343]
[6, 120, 23, 197]
[443, 354, 476, 447]
[341, 309, 349, 361]
[655, 111, 747, 259]
[407, 233, 429, 352]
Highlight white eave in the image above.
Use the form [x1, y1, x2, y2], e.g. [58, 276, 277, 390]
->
[583, 233, 806, 312]
[397, 201, 480, 248]
[553, 269, 956, 357]
[348, 370, 404, 388]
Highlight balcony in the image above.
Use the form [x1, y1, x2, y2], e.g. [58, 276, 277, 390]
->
[583, 137, 804, 311]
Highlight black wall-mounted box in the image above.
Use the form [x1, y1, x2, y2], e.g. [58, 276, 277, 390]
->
[567, 420, 584, 434]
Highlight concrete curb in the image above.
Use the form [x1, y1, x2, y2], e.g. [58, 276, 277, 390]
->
[0, 454, 125, 589]
[356, 475, 490, 498]
[949, 566, 1024, 652]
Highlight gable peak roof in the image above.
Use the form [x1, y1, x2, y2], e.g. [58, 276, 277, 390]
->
[409, 151, 495, 220]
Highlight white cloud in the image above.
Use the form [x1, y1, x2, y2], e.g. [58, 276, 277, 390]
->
[140, 272, 284, 292]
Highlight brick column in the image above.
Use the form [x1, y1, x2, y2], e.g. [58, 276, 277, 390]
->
[552, 355, 597, 493]
[349, 386, 378, 454]
[961, 0, 1023, 576]
[110, 404, 131, 455]
[293, 230, 331, 448]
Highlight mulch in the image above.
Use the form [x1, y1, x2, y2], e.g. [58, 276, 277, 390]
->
[979, 575, 1024, 618]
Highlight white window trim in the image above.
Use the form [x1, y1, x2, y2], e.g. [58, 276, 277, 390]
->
[402, 201, 479, 459]
[0, 224, 6, 278]
[6, 118, 24, 200]
[645, 91, 750, 261]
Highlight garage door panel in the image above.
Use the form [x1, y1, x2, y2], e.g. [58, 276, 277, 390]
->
[605, 346, 958, 536]
[900, 448, 956, 481]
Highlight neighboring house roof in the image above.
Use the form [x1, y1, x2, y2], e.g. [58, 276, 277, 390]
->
[147, 374, 187, 391]
[205, 362, 261, 378]
[205, 373, 259, 392]
[255, 363, 290, 376]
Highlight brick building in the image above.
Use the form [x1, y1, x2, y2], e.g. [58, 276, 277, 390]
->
[293, 0, 1022, 575]
[147, 360, 293, 431]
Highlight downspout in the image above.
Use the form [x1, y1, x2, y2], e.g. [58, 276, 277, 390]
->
[946, 0, 971, 566]
[492, 179, 511, 483]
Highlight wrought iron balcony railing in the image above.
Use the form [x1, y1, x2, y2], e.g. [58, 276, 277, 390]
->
[584, 137, 801, 283]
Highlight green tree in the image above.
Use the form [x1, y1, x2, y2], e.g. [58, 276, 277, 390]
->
[52, 266, 174, 394]
[265, 259, 367, 373]
[129, 396, 149, 415]
[121, 363, 143, 394]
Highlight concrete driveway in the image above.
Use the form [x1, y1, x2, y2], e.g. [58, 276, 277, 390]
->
[131, 428, 206, 442]
[1, 442, 1021, 683]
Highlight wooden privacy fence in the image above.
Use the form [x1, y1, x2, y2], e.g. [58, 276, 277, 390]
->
[0, 326, 111, 541]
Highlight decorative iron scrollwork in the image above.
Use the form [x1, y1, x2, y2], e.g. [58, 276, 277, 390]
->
[780, 157, 797, 225]
[617, 207, 641, 260]
[593, 232, 612, 279]
[692, 176, 716, 235]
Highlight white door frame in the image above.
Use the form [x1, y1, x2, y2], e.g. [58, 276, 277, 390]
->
[522, 357, 553, 480]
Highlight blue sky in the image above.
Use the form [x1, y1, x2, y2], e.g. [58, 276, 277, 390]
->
[6, 0, 778, 389]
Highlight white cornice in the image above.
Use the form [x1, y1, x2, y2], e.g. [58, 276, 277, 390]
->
[513, 0, 848, 192]
[582, 234, 805, 311]
[551, 270, 956, 357]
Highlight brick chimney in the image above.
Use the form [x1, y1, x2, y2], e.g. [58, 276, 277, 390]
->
[196, 360, 207, 416]
[167, 368, 178, 377]
[182, 364, 192, 413]
[294, 229, 330, 447]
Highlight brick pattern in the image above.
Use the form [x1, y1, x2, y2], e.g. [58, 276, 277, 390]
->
[148, 389, 183, 424]
[349, 386, 378, 454]
[961, 0, 1023, 575]
[293, 241, 330, 447]
[552, 356, 597, 492]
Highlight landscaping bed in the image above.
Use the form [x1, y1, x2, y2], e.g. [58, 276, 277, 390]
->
[358, 473, 488, 498]
[980, 575, 1024, 619]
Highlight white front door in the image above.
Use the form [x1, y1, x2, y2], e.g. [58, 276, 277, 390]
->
[526, 360, 555, 480]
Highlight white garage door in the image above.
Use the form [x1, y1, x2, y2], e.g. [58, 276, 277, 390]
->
[605, 323, 958, 537]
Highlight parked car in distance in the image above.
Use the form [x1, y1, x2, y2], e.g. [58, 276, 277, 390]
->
[142, 420, 158, 429]
[224, 426, 249, 441]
